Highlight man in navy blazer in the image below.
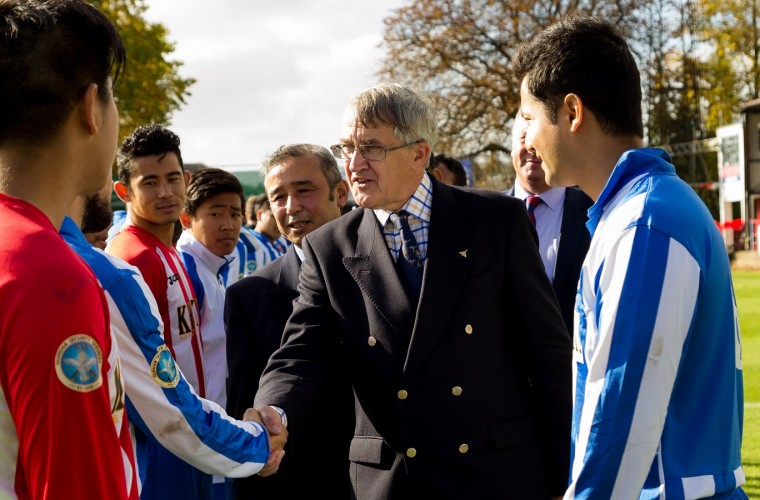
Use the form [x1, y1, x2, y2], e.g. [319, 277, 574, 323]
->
[225, 144, 354, 498]
[253, 84, 572, 499]
[505, 114, 593, 334]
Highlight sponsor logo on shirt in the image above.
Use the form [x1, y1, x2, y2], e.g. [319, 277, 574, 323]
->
[168, 273, 179, 286]
[55, 334, 103, 392]
[176, 298, 199, 340]
[150, 345, 179, 388]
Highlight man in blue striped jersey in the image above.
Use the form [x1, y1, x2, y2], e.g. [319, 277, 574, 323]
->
[514, 15, 746, 500]
[64, 181, 285, 497]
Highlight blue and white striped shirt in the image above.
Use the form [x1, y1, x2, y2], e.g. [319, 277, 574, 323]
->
[567, 148, 744, 499]
[375, 173, 433, 263]
[61, 217, 270, 494]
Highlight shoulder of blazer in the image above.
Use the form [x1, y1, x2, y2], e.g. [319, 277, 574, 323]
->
[451, 184, 525, 214]
[564, 186, 593, 212]
[300, 206, 372, 250]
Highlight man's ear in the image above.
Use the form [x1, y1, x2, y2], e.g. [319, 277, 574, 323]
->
[79, 83, 100, 135]
[563, 93, 584, 133]
[430, 167, 444, 181]
[335, 179, 350, 208]
[113, 180, 130, 203]
[183, 169, 191, 185]
[179, 210, 192, 229]
[413, 142, 432, 169]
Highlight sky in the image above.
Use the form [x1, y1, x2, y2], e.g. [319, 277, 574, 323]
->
[143, 1, 407, 170]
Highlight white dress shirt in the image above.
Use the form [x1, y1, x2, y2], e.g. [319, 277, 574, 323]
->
[513, 184, 566, 283]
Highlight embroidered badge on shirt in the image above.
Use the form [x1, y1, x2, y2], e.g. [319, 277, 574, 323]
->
[150, 344, 179, 388]
[55, 334, 103, 392]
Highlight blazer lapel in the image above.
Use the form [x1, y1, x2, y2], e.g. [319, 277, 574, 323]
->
[554, 189, 589, 292]
[403, 181, 472, 380]
[277, 246, 302, 295]
[343, 209, 414, 335]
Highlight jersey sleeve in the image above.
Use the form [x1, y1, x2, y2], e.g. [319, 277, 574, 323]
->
[0, 257, 129, 499]
[567, 225, 700, 498]
[105, 259, 270, 476]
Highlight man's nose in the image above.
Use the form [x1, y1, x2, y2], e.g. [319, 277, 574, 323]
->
[347, 149, 368, 172]
[285, 195, 301, 214]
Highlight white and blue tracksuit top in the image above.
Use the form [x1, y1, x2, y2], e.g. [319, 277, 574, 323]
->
[567, 148, 744, 499]
[61, 217, 270, 490]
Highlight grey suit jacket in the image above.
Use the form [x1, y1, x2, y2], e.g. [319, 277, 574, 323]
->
[505, 186, 592, 333]
[255, 179, 572, 499]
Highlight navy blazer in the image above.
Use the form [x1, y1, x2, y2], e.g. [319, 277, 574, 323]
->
[255, 179, 572, 499]
[225, 247, 354, 498]
[506, 186, 592, 334]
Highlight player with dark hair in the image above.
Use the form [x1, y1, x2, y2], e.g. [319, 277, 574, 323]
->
[515, 15, 745, 499]
[109, 124, 213, 499]
[0, 0, 137, 497]
[176, 167, 247, 498]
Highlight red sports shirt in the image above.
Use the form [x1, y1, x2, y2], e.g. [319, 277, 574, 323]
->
[0, 194, 137, 499]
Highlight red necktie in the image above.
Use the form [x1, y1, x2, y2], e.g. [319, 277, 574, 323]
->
[526, 195, 542, 225]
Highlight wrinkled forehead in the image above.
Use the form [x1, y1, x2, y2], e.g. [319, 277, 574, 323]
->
[340, 107, 396, 142]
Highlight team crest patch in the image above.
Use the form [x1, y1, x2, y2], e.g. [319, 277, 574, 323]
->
[150, 345, 179, 388]
[55, 334, 103, 392]
[247, 261, 257, 273]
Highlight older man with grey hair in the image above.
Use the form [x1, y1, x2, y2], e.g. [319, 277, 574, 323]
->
[252, 83, 572, 499]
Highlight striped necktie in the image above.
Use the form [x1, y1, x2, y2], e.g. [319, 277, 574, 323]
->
[390, 210, 422, 302]
[526, 195, 542, 226]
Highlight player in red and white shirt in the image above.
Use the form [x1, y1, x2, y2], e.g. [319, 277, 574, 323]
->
[0, 2, 137, 498]
[108, 124, 212, 499]
[108, 225, 206, 396]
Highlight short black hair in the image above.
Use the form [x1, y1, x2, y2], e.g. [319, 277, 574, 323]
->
[184, 167, 244, 217]
[513, 15, 643, 137]
[251, 192, 270, 213]
[429, 153, 467, 186]
[117, 123, 184, 187]
[0, 0, 126, 147]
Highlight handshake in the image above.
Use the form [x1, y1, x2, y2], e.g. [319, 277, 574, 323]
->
[243, 406, 289, 476]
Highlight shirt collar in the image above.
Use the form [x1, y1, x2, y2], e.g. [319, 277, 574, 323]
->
[374, 172, 434, 226]
[60, 215, 88, 243]
[294, 244, 305, 262]
[176, 230, 235, 273]
[513, 183, 566, 211]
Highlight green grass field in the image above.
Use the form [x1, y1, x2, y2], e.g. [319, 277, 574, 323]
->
[736, 269, 760, 497]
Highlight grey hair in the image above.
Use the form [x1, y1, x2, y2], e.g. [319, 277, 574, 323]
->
[261, 143, 343, 200]
[348, 83, 438, 160]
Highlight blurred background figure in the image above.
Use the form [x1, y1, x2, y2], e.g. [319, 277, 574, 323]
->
[504, 113, 592, 334]
[244, 194, 257, 229]
[427, 152, 468, 186]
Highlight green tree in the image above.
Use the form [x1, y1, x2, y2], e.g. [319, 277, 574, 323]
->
[92, 0, 195, 141]
[696, 0, 760, 131]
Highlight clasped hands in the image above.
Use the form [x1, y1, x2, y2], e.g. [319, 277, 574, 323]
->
[243, 406, 288, 476]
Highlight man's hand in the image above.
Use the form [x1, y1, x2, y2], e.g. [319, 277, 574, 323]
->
[243, 406, 288, 476]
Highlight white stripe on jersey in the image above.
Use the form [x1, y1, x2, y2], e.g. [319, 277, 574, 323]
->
[611, 239, 698, 498]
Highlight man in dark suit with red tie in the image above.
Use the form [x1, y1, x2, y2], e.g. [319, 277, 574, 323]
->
[505, 113, 593, 334]
[253, 83, 572, 499]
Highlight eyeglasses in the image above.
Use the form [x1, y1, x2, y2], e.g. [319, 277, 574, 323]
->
[329, 140, 423, 161]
